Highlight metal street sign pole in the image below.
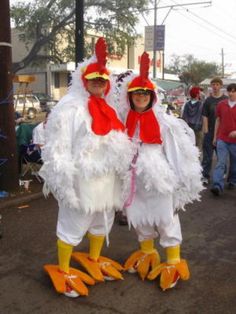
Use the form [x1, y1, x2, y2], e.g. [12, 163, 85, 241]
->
[150, 0, 212, 79]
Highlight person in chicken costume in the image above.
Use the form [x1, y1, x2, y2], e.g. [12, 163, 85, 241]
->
[39, 38, 133, 298]
[117, 52, 203, 291]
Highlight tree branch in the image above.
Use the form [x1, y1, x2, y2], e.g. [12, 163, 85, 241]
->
[12, 9, 75, 73]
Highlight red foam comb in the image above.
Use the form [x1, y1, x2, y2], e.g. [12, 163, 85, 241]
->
[140, 52, 150, 83]
[95, 37, 107, 71]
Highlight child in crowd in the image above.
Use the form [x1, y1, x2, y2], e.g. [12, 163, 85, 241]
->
[182, 86, 203, 150]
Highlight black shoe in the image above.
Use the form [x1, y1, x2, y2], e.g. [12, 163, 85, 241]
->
[202, 177, 209, 186]
[210, 186, 221, 196]
[118, 213, 128, 226]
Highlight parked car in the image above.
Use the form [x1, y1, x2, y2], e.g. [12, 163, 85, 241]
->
[14, 93, 57, 119]
[32, 93, 57, 111]
[13, 94, 42, 119]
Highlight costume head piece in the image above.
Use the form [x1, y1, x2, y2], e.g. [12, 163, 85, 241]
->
[189, 86, 201, 99]
[82, 37, 110, 94]
[128, 52, 155, 92]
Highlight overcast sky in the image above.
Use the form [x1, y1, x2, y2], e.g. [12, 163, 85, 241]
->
[138, 0, 236, 73]
[10, 0, 236, 74]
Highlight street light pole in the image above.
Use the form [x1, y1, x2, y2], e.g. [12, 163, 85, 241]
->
[75, 0, 84, 64]
[0, 0, 18, 191]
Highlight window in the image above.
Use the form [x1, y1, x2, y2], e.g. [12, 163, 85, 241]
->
[54, 72, 60, 88]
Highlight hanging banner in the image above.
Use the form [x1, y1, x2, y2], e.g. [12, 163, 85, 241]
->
[144, 26, 154, 51]
[155, 25, 165, 51]
[145, 25, 165, 51]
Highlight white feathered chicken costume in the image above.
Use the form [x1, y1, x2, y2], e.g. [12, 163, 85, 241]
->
[39, 38, 133, 297]
[117, 52, 204, 290]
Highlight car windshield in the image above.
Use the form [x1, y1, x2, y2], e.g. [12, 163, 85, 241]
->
[34, 93, 52, 101]
[26, 96, 38, 103]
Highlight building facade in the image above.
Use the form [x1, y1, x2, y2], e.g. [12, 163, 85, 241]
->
[11, 29, 164, 100]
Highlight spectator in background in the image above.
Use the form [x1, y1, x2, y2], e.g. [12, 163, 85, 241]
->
[15, 111, 25, 129]
[182, 86, 203, 150]
[201, 77, 228, 185]
[210, 83, 236, 196]
[32, 110, 50, 149]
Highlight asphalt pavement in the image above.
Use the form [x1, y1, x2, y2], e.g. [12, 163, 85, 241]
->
[0, 186, 235, 314]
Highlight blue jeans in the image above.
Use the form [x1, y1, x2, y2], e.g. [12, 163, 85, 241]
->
[212, 140, 236, 191]
[201, 132, 215, 178]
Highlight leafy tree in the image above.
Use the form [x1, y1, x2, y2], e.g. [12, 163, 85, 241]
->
[184, 60, 220, 85]
[166, 54, 221, 86]
[165, 54, 183, 74]
[11, 0, 150, 73]
[179, 71, 194, 88]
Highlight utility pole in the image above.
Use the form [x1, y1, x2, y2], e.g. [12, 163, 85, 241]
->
[151, 1, 211, 79]
[162, 51, 165, 80]
[221, 48, 224, 78]
[0, 0, 18, 191]
[75, 0, 84, 64]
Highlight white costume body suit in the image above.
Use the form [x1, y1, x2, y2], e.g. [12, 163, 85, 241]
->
[118, 74, 203, 249]
[39, 57, 133, 246]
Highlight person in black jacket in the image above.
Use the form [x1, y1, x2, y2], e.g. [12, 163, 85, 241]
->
[201, 77, 228, 185]
[182, 86, 203, 149]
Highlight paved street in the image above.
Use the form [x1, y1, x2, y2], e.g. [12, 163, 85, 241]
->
[0, 186, 235, 314]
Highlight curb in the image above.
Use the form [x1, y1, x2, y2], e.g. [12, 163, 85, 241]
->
[0, 192, 43, 210]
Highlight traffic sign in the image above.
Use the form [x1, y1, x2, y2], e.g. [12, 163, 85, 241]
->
[145, 25, 165, 51]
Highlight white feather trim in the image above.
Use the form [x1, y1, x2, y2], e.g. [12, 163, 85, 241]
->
[154, 107, 204, 210]
[135, 144, 178, 194]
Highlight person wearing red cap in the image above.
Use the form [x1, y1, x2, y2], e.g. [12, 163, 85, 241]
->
[39, 38, 133, 297]
[182, 86, 204, 149]
[117, 52, 203, 291]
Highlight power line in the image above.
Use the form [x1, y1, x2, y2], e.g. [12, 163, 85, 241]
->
[142, 1, 212, 11]
[166, 33, 221, 54]
[187, 10, 236, 43]
[170, 8, 236, 44]
[169, 0, 236, 44]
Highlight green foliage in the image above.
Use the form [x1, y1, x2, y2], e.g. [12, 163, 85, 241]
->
[11, 0, 150, 72]
[166, 54, 221, 85]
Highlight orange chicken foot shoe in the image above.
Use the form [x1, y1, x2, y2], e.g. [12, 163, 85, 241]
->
[44, 264, 95, 297]
[147, 259, 190, 291]
[124, 239, 161, 280]
[71, 252, 124, 282]
[71, 233, 123, 281]
[124, 249, 161, 280]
